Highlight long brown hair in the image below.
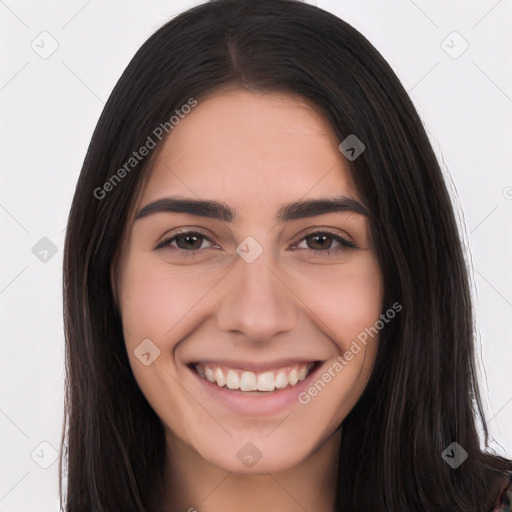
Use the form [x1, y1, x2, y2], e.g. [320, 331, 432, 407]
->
[61, 0, 511, 510]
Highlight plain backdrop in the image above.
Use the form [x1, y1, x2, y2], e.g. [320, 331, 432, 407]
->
[1, 0, 511, 510]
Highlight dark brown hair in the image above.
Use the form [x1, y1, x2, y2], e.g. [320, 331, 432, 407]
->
[61, 0, 511, 510]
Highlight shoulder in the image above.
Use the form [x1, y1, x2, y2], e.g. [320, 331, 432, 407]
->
[490, 472, 512, 512]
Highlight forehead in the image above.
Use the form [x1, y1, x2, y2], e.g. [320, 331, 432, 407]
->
[140, 89, 358, 208]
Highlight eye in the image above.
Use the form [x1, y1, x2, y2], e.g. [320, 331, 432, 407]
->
[155, 229, 357, 257]
[155, 230, 218, 255]
[292, 231, 356, 255]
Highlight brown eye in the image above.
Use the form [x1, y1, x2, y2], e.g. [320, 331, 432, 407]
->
[307, 233, 334, 250]
[155, 231, 216, 253]
[293, 231, 356, 254]
[174, 233, 205, 250]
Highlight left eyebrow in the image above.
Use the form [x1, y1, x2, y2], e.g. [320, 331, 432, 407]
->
[133, 196, 368, 223]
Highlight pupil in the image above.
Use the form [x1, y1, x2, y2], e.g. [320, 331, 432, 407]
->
[310, 234, 330, 250]
[179, 234, 201, 249]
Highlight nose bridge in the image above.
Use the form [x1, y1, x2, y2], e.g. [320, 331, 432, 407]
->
[215, 244, 298, 341]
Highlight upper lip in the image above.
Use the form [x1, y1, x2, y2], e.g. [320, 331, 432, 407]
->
[189, 359, 322, 372]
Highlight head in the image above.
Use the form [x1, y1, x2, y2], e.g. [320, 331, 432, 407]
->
[61, 0, 511, 510]
[113, 85, 385, 475]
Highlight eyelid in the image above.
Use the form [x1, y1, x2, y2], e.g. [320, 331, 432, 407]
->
[155, 227, 358, 254]
[155, 228, 217, 251]
[290, 231, 357, 252]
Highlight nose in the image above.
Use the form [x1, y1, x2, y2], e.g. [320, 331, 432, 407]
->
[215, 249, 299, 343]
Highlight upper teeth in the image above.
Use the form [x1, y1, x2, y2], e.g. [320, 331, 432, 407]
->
[194, 363, 313, 392]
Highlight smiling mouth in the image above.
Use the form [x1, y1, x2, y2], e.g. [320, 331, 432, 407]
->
[189, 361, 321, 392]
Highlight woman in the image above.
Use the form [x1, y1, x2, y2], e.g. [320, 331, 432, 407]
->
[61, 0, 512, 510]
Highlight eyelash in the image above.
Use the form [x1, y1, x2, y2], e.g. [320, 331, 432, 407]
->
[155, 230, 357, 257]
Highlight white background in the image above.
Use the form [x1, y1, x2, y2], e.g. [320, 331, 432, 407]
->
[1, 0, 511, 510]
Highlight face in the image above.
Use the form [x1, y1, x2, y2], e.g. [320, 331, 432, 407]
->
[114, 89, 383, 474]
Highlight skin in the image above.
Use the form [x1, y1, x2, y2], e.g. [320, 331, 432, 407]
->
[113, 89, 384, 512]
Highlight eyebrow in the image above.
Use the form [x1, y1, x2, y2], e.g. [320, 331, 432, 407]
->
[134, 195, 368, 223]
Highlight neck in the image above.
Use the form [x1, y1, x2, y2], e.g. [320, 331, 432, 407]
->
[157, 427, 341, 512]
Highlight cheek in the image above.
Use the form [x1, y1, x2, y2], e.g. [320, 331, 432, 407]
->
[116, 254, 206, 430]
[295, 260, 383, 427]
[118, 255, 206, 349]
[303, 257, 383, 350]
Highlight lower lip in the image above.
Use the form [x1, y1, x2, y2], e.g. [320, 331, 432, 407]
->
[188, 363, 323, 416]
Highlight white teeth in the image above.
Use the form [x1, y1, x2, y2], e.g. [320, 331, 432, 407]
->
[205, 367, 215, 382]
[215, 367, 226, 387]
[257, 371, 275, 392]
[274, 371, 288, 389]
[297, 365, 308, 381]
[288, 368, 298, 386]
[240, 371, 257, 391]
[195, 362, 315, 392]
[226, 369, 240, 390]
